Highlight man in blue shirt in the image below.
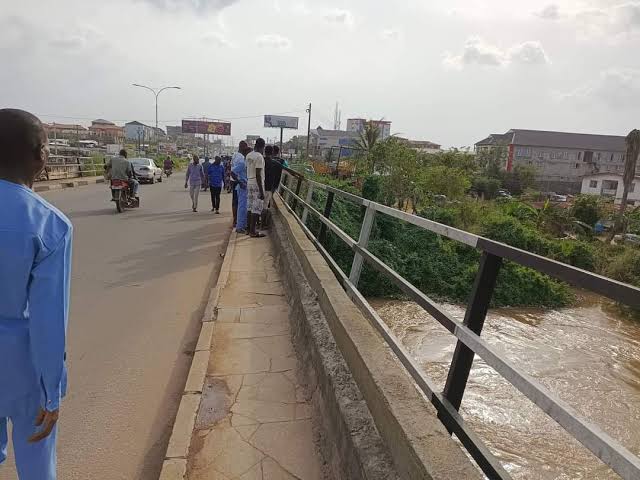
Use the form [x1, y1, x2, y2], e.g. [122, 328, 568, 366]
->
[232, 145, 250, 234]
[0, 109, 73, 480]
[207, 156, 225, 214]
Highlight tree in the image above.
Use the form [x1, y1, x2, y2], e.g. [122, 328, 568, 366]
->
[472, 176, 501, 199]
[416, 166, 470, 201]
[502, 165, 537, 195]
[353, 121, 383, 174]
[609, 129, 640, 242]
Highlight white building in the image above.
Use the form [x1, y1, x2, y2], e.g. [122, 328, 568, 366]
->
[125, 121, 155, 141]
[346, 118, 392, 140]
[581, 173, 640, 205]
[309, 127, 359, 158]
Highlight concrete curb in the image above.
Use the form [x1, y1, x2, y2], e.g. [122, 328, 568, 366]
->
[158, 230, 237, 480]
[34, 177, 105, 192]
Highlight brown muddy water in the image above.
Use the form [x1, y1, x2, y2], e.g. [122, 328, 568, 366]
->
[370, 294, 640, 479]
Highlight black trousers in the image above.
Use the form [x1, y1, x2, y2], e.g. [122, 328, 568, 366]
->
[210, 187, 222, 210]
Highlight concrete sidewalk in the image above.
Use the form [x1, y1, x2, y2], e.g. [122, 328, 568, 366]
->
[163, 231, 327, 480]
[34, 175, 105, 192]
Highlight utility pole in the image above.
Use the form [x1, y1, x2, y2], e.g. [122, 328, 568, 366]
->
[306, 103, 312, 160]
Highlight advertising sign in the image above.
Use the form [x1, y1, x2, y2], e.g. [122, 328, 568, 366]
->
[181, 120, 231, 135]
[264, 115, 299, 129]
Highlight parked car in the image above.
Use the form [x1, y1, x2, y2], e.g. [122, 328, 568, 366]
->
[496, 189, 512, 199]
[550, 193, 568, 202]
[131, 158, 162, 184]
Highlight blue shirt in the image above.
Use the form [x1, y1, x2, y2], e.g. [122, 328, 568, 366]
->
[0, 179, 72, 414]
[185, 163, 204, 187]
[207, 163, 225, 188]
[232, 157, 247, 191]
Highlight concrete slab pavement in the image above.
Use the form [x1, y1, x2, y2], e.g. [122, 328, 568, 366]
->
[161, 230, 327, 479]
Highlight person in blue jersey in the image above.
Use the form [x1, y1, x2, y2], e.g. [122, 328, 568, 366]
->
[207, 156, 225, 213]
[0, 109, 73, 480]
[232, 144, 250, 234]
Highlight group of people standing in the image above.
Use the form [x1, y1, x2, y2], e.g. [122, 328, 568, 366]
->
[183, 138, 287, 238]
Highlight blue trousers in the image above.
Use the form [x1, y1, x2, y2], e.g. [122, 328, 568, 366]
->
[0, 401, 57, 480]
[236, 187, 248, 231]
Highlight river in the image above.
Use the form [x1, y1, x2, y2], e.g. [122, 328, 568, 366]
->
[370, 294, 640, 479]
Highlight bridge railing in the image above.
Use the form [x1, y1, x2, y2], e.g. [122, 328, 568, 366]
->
[278, 168, 640, 480]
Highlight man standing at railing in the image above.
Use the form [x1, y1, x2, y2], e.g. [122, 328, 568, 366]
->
[245, 138, 266, 238]
[0, 109, 73, 480]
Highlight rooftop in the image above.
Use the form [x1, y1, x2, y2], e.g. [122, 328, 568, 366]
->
[476, 129, 626, 151]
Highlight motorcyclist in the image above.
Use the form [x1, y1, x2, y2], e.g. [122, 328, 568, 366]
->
[163, 155, 174, 175]
[105, 149, 139, 199]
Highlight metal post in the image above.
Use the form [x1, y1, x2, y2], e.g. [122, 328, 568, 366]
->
[301, 184, 314, 224]
[349, 205, 376, 286]
[292, 176, 302, 212]
[441, 252, 502, 417]
[318, 191, 334, 244]
[305, 103, 311, 159]
[280, 127, 284, 153]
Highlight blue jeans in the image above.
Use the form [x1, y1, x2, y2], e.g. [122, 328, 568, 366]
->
[128, 179, 139, 196]
[236, 186, 248, 231]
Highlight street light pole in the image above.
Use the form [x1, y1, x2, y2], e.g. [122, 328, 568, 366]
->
[132, 83, 181, 132]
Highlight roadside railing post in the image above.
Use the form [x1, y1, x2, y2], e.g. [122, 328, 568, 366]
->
[292, 176, 302, 212]
[301, 184, 314, 224]
[318, 191, 335, 245]
[349, 204, 376, 286]
[282, 174, 290, 203]
[441, 252, 502, 419]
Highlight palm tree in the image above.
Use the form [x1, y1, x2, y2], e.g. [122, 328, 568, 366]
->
[609, 129, 640, 243]
[353, 121, 383, 174]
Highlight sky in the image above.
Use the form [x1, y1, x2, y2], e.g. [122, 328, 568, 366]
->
[1, 0, 639, 148]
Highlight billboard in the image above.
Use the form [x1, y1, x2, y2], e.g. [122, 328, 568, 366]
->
[181, 120, 231, 135]
[264, 115, 299, 129]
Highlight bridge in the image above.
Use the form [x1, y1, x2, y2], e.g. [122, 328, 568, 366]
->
[155, 167, 640, 480]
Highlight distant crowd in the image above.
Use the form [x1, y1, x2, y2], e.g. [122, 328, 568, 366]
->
[184, 137, 287, 237]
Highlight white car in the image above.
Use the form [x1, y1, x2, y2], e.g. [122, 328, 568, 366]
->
[131, 158, 162, 184]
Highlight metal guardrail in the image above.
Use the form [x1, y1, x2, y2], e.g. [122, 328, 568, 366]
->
[277, 168, 640, 480]
[37, 156, 104, 181]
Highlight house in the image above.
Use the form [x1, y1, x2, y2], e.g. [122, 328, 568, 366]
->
[166, 125, 182, 137]
[45, 123, 88, 138]
[125, 121, 155, 141]
[475, 129, 628, 194]
[153, 127, 166, 137]
[346, 118, 392, 140]
[396, 137, 441, 154]
[89, 119, 124, 143]
[581, 173, 640, 205]
[309, 127, 359, 159]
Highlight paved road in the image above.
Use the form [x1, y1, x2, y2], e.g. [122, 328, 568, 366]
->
[0, 177, 231, 480]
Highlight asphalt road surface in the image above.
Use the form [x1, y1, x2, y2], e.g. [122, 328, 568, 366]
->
[0, 177, 231, 480]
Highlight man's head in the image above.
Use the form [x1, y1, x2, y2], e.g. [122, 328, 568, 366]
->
[265, 145, 274, 157]
[205, 156, 210, 162]
[214, 156, 221, 165]
[192, 154, 199, 164]
[254, 138, 265, 154]
[241, 145, 253, 156]
[238, 140, 248, 153]
[0, 109, 48, 184]
[273, 145, 280, 156]
[119, 149, 128, 158]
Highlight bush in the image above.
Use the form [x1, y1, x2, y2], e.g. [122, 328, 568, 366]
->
[571, 195, 603, 227]
[603, 248, 640, 286]
[472, 176, 502, 199]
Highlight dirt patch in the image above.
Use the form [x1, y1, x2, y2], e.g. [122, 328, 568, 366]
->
[195, 377, 232, 429]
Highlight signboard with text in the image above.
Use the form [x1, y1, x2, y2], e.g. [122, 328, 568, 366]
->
[181, 120, 231, 135]
[264, 115, 299, 129]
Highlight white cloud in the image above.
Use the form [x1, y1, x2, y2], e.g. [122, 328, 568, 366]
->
[256, 33, 291, 49]
[139, 0, 239, 13]
[323, 8, 354, 26]
[444, 37, 550, 69]
[535, 4, 560, 20]
[202, 31, 231, 47]
[561, 68, 640, 108]
[508, 41, 551, 65]
[563, 2, 640, 38]
[381, 28, 400, 41]
[48, 24, 103, 52]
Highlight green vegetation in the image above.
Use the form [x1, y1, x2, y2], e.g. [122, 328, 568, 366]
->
[298, 138, 640, 308]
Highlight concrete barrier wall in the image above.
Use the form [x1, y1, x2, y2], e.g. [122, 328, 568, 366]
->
[271, 196, 483, 480]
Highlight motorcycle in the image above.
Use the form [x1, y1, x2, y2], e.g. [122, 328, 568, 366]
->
[110, 179, 140, 213]
[164, 167, 173, 178]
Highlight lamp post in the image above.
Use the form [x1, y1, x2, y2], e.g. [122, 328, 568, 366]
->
[132, 84, 181, 133]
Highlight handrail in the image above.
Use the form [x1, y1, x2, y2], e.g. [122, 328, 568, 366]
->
[277, 167, 640, 480]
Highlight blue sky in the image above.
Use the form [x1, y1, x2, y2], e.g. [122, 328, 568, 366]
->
[1, 0, 639, 147]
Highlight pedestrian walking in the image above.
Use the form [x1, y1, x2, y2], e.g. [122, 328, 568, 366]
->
[208, 156, 225, 213]
[232, 145, 250, 234]
[201, 156, 211, 192]
[0, 109, 73, 480]
[245, 138, 266, 238]
[185, 154, 204, 212]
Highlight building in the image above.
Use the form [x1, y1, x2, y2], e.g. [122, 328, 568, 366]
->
[475, 129, 628, 193]
[396, 137, 441, 154]
[346, 118, 392, 140]
[125, 121, 155, 141]
[166, 125, 183, 137]
[153, 127, 166, 138]
[89, 119, 125, 143]
[246, 135, 260, 147]
[581, 173, 640, 205]
[309, 127, 359, 158]
[44, 123, 88, 138]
